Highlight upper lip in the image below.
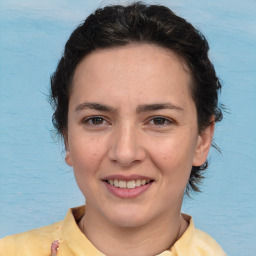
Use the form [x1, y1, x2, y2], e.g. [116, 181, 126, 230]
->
[102, 174, 154, 181]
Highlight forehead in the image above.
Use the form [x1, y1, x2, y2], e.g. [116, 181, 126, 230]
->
[71, 43, 194, 108]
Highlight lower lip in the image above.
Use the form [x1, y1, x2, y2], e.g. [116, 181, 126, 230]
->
[104, 182, 153, 199]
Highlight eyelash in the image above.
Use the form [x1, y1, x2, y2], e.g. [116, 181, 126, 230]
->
[82, 116, 174, 128]
[82, 116, 109, 126]
[147, 116, 174, 126]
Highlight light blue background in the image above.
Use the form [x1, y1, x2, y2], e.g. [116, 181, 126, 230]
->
[0, 0, 255, 255]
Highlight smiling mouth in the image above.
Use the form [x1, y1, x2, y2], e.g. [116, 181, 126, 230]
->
[104, 179, 153, 189]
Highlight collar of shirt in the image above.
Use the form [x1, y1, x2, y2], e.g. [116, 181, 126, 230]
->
[60, 205, 194, 256]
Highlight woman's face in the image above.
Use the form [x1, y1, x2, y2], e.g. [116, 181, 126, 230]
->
[65, 44, 213, 227]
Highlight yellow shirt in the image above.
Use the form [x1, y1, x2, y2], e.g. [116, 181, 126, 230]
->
[0, 206, 226, 256]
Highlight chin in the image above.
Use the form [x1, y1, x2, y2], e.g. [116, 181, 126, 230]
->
[107, 206, 151, 228]
[112, 216, 148, 228]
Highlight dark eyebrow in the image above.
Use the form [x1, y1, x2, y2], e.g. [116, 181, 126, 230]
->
[136, 103, 184, 113]
[75, 102, 116, 112]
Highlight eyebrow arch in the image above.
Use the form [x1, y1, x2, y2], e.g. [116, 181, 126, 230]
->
[136, 103, 184, 113]
[75, 102, 116, 112]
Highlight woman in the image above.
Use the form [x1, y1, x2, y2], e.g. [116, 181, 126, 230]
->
[0, 2, 226, 255]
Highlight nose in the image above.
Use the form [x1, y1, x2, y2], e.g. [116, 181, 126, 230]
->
[108, 123, 146, 167]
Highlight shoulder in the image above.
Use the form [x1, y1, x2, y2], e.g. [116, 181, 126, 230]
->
[0, 221, 63, 256]
[174, 214, 227, 256]
[192, 228, 227, 256]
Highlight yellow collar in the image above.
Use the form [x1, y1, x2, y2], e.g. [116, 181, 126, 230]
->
[61, 205, 195, 256]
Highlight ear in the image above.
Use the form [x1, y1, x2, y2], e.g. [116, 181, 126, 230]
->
[65, 151, 73, 167]
[192, 121, 215, 167]
[63, 130, 73, 167]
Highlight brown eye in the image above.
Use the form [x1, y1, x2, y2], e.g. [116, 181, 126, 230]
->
[90, 117, 104, 125]
[83, 116, 107, 126]
[151, 117, 171, 125]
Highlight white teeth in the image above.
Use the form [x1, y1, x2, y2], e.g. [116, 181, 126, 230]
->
[135, 180, 141, 186]
[127, 180, 136, 189]
[119, 180, 126, 188]
[107, 179, 152, 189]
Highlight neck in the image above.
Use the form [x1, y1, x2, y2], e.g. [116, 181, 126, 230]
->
[79, 205, 188, 256]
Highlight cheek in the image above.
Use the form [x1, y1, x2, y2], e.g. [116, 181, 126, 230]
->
[149, 135, 196, 177]
[70, 137, 106, 199]
[152, 135, 189, 161]
[155, 140, 195, 199]
[70, 136, 106, 177]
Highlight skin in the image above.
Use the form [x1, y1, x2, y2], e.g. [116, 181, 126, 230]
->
[65, 44, 214, 256]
